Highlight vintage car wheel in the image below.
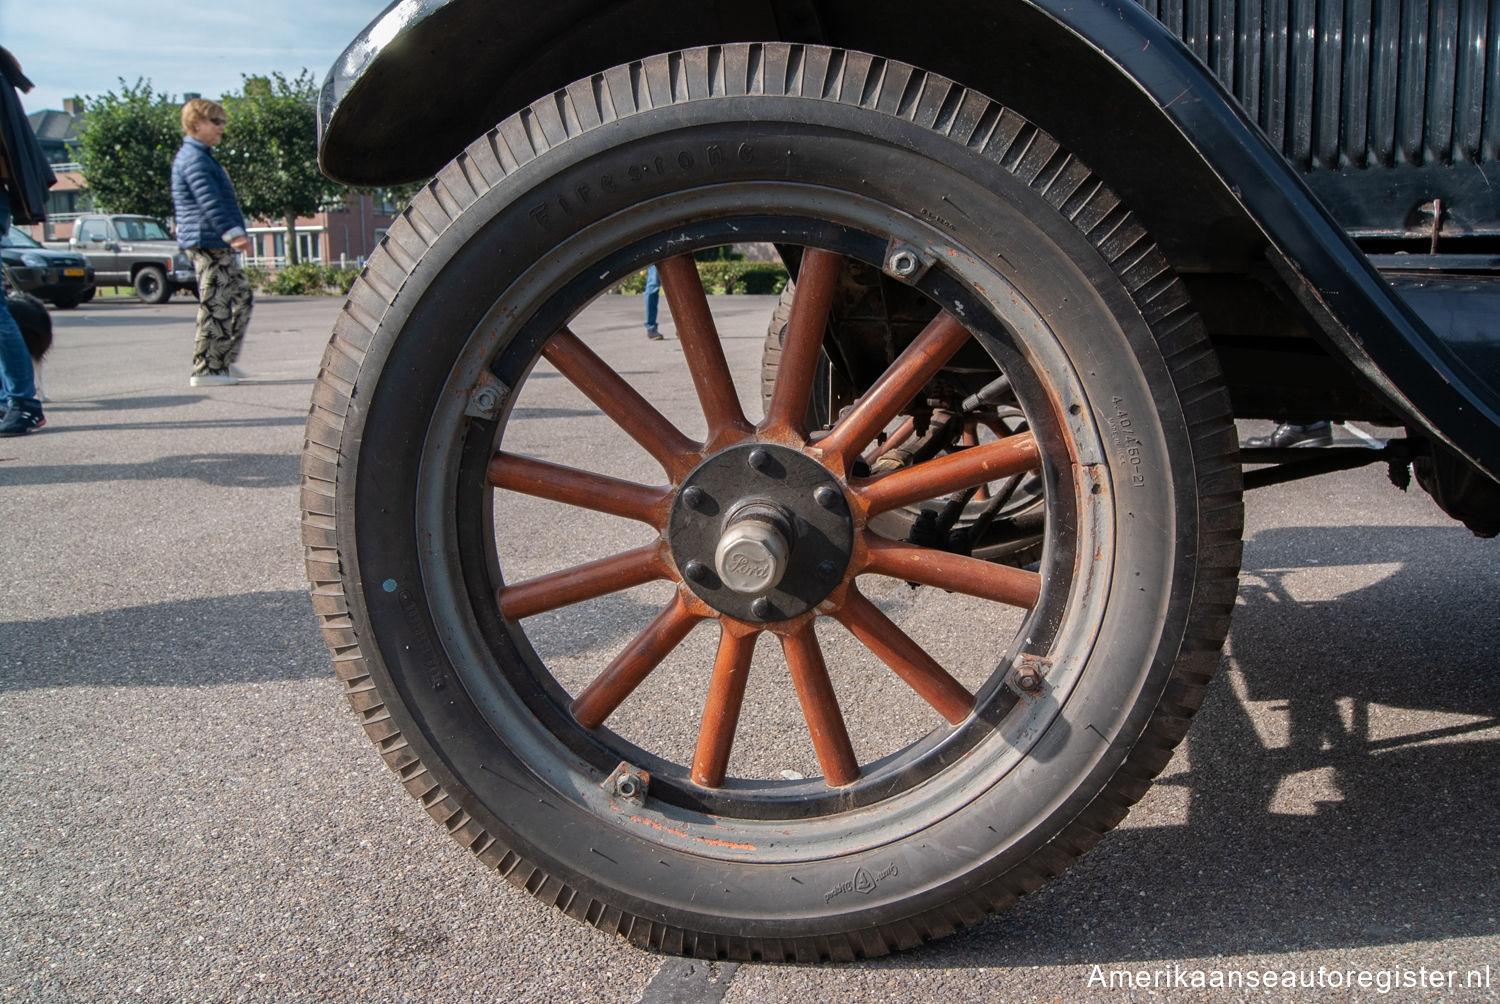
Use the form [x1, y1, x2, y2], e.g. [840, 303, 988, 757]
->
[302, 44, 1242, 960]
[133, 266, 171, 304]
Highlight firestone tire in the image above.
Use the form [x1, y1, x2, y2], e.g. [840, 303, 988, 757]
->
[302, 44, 1243, 960]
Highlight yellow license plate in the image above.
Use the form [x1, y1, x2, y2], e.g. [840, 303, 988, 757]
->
[64, 268, 85, 277]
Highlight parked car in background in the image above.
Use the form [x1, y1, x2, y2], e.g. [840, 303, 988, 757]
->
[51, 214, 196, 304]
[0, 228, 94, 308]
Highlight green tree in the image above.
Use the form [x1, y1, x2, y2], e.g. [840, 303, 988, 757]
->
[74, 79, 181, 218]
[219, 71, 334, 265]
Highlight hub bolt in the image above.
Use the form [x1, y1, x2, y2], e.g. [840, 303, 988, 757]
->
[683, 560, 710, 583]
[681, 486, 707, 510]
[814, 486, 841, 510]
[748, 448, 771, 471]
[751, 597, 774, 620]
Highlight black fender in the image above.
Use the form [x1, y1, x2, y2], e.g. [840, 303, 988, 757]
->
[318, 0, 1500, 481]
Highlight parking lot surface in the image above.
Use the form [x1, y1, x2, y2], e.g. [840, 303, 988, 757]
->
[1, 294, 1497, 1002]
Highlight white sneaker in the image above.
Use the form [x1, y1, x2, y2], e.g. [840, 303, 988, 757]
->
[190, 371, 238, 387]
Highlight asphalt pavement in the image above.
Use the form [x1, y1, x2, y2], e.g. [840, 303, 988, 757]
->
[1, 293, 1497, 1003]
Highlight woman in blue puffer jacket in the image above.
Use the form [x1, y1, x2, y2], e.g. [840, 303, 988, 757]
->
[172, 98, 253, 387]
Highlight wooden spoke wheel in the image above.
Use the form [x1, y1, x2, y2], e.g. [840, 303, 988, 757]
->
[302, 44, 1242, 960]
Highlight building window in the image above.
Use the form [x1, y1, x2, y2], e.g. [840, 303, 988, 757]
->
[298, 232, 322, 262]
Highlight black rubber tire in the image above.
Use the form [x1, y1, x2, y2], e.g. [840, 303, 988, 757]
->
[302, 44, 1242, 960]
[80, 286, 96, 303]
[133, 266, 170, 304]
[49, 293, 81, 310]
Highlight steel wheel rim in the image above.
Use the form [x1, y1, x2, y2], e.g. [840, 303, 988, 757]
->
[408, 191, 1116, 860]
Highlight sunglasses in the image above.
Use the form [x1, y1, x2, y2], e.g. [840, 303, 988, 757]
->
[209, 117, 227, 126]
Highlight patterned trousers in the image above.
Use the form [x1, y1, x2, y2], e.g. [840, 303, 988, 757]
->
[187, 247, 254, 375]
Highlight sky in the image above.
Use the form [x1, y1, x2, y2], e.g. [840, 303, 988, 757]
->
[1, 1, 392, 115]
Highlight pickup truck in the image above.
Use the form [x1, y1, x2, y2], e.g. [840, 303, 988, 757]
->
[303, 0, 1500, 961]
[50, 214, 197, 304]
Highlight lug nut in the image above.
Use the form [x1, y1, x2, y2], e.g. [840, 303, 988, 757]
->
[683, 560, 710, 583]
[888, 249, 919, 277]
[681, 486, 706, 510]
[817, 560, 837, 580]
[748, 448, 771, 471]
[751, 597, 774, 620]
[814, 486, 841, 509]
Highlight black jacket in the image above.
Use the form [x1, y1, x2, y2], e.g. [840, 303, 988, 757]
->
[0, 47, 56, 226]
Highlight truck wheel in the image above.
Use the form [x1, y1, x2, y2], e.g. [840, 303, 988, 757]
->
[80, 287, 96, 303]
[302, 44, 1242, 960]
[133, 266, 170, 304]
[50, 293, 82, 310]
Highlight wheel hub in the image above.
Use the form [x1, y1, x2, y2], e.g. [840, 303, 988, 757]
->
[668, 443, 854, 621]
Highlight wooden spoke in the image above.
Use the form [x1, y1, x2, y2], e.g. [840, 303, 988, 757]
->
[657, 255, 751, 442]
[761, 248, 843, 437]
[860, 535, 1042, 609]
[961, 423, 989, 501]
[571, 592, 704, 729]
[497, 544, 669, 621]
[833, 589, 975, 725]
[542, 327, 700, 479]
[691, 624, 760, 787]
[781, 625, 860, 786]
[487, 452, 669, 526]
[815, 311, 973, 471]
[856, 432, 1040, 515]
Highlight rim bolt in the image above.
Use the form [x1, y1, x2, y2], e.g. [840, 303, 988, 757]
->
[683, 559, 710, 583]
[748, 448, 771, 471]
[681, 486, 706, 510]
[751, 597, 774, 620]
[814, 486, 841, 509]
[817, 560, 837, 580]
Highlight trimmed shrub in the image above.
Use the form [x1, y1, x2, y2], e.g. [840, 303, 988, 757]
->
[613, 261, 789, 295]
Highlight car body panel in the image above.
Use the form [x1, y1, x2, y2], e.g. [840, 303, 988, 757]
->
[0, 229, 95, 305]
[314, 0, 1500, 480]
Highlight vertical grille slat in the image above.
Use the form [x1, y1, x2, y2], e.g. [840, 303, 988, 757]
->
[1139, 0, 1498, 170]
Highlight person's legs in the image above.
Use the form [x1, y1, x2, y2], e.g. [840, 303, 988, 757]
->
[644, 264, 662, 338]
[0, 191, 43, 435]
[188, 247, 250, 379]
[221, 254, 253, 365]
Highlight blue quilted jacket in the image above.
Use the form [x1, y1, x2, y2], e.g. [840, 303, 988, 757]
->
[171, 137, 246, 249]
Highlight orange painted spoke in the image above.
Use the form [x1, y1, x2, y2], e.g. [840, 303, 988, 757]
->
[691, 625, 759, 788]
[861, 535, 1042, 609]
[961, 423, 989, 500]
[762, 249, 842, 436]
[834, 590, 975, 725]
[487, 452, 669, 525]
[571, 592, 704, 729]
[542, 327, 700, 478]
[657, 255, 750, 440]
[856, 432, 1040, 515]
[781, 625, 860, 786]
[816, 311, 973, 470]
[497, 544, 668, 621]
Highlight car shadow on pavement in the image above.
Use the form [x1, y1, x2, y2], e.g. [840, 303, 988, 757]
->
[826, 524, 1500, 967]
[0, 452, 299, 488]
[1, 590, 328, 690]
